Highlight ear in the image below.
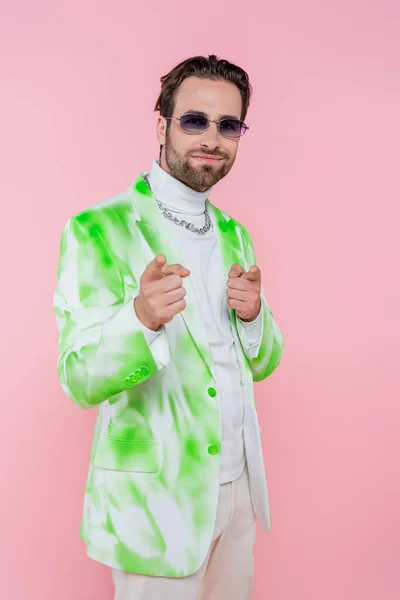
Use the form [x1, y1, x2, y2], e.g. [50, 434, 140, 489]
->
[156, 116, 167, 145]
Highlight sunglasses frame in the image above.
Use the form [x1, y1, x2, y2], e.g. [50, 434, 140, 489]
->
[164, 113, 249, 139]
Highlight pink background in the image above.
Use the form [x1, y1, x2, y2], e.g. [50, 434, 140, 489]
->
[1, 1, 399, 598]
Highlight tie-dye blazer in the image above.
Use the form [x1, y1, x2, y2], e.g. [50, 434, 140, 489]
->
[53, 173, 284, 577]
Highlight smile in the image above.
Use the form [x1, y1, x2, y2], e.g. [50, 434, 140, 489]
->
[191, 155, 224, 163]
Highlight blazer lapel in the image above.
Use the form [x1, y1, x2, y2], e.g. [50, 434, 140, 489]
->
[206, 201, 244, 277]
[206, 200, 253, 380]
[206, 200, 245, 326]
[130, 175, 214, 377]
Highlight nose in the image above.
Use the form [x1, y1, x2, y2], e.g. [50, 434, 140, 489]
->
[199, 121, 220, 150]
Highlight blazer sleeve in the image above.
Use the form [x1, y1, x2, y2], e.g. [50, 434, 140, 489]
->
[53, 216, 170, 409]
[235, 226, 284, 382]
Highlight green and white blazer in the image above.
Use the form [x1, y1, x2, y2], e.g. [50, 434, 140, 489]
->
[54, 173, 284, 577]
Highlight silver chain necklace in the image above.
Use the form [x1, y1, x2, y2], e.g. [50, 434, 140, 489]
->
[143, 173, 212, 236]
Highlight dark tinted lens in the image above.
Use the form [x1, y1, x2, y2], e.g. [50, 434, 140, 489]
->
[179, 114, 208, 133]
[219, 119, 245, 137]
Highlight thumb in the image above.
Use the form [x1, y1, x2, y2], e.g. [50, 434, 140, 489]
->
[242, 265, 261, 282]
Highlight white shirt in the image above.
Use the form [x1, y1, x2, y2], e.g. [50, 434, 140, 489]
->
[139, 160, 263, 484]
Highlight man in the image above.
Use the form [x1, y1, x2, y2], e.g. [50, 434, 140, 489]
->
[54, 54, 284, 600]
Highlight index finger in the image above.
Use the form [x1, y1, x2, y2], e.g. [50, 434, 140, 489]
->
[161, 263, 191, 277]
[242, 265, 261, 282]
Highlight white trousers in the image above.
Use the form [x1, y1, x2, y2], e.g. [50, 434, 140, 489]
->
[112, 464, 257, 600]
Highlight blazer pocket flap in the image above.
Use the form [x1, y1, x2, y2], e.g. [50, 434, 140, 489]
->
[94, 438, 162, 472]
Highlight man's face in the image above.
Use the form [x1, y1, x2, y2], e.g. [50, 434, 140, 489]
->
[157, 77, 244, 192]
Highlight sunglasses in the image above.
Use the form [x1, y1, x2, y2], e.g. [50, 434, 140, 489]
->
[165, 113, 249, 139]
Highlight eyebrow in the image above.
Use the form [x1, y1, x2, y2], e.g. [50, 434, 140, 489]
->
[182, 109, 241, 120]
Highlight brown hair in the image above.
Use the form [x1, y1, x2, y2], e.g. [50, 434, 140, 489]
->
[154, 54, 252, 122]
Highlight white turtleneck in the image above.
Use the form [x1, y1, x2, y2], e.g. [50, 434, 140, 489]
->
[138, 160, 263, 484]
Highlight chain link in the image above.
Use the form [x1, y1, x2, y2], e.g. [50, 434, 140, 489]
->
[142, 174, 212, 236]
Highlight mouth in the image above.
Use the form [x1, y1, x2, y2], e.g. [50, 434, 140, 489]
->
[191, 155, 224, 164]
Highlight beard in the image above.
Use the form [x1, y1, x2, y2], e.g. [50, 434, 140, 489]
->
[164, 129, 235, 192]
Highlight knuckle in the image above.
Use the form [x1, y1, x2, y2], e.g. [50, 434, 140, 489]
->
[142, 287, 151, 300]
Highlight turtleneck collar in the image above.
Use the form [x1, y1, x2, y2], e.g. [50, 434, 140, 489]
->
[146, 159, 213, 216]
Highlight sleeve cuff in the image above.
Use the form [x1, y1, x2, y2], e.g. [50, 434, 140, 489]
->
[236, 304, 263, 357]
[237, 305, 262, 344]
[140, 321, 164, 346]
[133, 295, 170, 369]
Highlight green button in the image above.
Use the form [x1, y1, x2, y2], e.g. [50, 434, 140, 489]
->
[135, 369, 143, 379]
[141, 366, 149, 376]
[208, 387, 217, 397]
[124, 377, 133, 387]
[208, 445, 219, 456]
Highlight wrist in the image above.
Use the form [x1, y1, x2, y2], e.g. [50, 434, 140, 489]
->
[239, 300, 262, 323]
[134, 296, 161, 332]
